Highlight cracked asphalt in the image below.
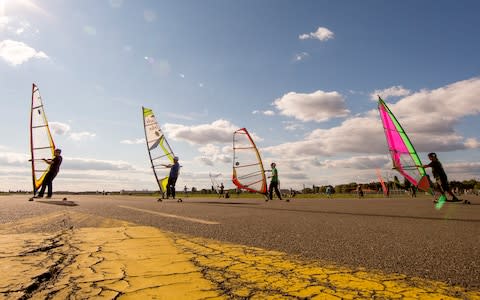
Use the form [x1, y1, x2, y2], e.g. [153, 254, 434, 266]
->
[0, 194, 479, 299]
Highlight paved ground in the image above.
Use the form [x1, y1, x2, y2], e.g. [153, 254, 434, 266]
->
[0, 194, 479, 299]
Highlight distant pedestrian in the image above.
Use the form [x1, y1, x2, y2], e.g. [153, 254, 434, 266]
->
[356, 185, 364, 198]
[219, 183, 224, 198]
[326, 186, 333, 197]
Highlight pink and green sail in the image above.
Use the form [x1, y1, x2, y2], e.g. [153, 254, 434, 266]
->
[378, 96, 430, 192]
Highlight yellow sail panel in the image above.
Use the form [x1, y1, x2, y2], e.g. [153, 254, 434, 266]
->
[30, 84, 55, 193]
[142, 107, 175, 194]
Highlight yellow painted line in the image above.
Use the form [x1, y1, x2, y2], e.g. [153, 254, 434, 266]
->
[118, 205, 220, 225]
[172, 235, 480, 299]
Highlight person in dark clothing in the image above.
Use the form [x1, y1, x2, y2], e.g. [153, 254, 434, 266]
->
[36, 148, 62, 198]
[164, 156, 180, 199]
[421, 152, 459, 202]
[219, 182, 224, 198]
[268, 162, 282, 200]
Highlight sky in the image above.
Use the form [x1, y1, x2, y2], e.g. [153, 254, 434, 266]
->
[1, 0, 479, 192]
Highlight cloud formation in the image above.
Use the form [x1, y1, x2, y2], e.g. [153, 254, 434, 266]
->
[69, 131, 96, 141]
[0, 40, 48, 66]
[293, 52, 309, 62]
[252, 110, 275, 116]
[266, 77, 480, 160]
[299, 27, 334, 41]
[63, 157, 135, 171]
[273, 90, 350, 122]
[196, 144, 231, 166]
[49, 122, 71, 136]
[371, 86, 411, 100]
[121, 138, 145, 145]
[164, 119, 259, 145]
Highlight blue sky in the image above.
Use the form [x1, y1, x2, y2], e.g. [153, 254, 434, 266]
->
[1, 0, 479, 192]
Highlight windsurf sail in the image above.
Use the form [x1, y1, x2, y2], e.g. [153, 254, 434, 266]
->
[375, 168, 388, 197]
[30, 83, 56, 195]
[142, 107, 175, 196]
[378, 96, 430, 192]
[232, 128, 267, 195]
[209, 172, 221, 194]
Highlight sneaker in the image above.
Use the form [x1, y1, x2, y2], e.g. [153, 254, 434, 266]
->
[33, 195, 43, 198]
[45, 196, 52, 199]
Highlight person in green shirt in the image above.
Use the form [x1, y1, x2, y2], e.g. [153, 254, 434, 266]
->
[268, 162, 282, 200]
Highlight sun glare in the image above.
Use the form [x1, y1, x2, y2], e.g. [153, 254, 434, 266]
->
[0, 0, 46, 17]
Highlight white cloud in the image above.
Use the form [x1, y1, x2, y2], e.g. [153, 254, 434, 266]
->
[321, 155, 390, 170]
[49, 122, 71, 136]
[374, 77, 480, 152]
[282, 121, 304, 131]
[263, 110, 275, 116]
[266, 77, 480, 160]
[444, 162, 480, 178]
[0, 17, 10, 30]
[293, 52, 309, 62]
[299, 27, 334, 41]
[0, 40, 48, 66]
[264, 116, 384, 158]
[69, 131, 96, 141]
[252, 110, 275, 116]
[196, 144, 232, 166]
[164, 119, 261, 145]
[121, 138, 145, 145]
[1, 17, 38, 36]
[0, 152, 29, 166]
[465, 138, 480, 149]
[371, 85, 411, 100]
[273, 90, 350, 122]
[63, 157, 135, 171]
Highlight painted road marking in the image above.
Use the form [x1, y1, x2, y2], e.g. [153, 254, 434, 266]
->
[118, 205, 220, 225]
[0, 211, 478, 299]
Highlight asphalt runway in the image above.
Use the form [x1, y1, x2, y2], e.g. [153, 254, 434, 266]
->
[0, 194, 479, 298]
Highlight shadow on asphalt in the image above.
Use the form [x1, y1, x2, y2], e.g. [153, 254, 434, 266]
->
[36, 200, 78, 207]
